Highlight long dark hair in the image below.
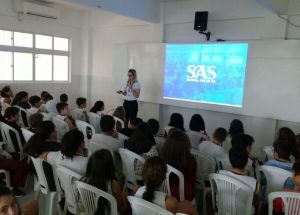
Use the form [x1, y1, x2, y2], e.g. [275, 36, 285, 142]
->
[12, 91, 28, 106]
[228, 119, 244, 138]
[24, 121, 56, 157]
[277, 127, 300, 159]
[160, 129, 195, 172]
[142, 156, 167, 203]
[168, 113, 185, 131]
[189, 114, 205, 132]
[85, 149, 115, 215]
[126, 122, 156, 155]
[90, 101, 104, 113]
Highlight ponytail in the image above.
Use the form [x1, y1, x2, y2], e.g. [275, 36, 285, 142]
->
[142, 183, 155, 203]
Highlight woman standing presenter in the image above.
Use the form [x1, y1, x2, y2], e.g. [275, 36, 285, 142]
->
[117, 69, 141, 126]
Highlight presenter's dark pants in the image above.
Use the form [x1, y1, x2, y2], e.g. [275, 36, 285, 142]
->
[123, 100, 138, 124]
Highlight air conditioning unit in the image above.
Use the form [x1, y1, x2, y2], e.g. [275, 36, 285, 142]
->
[15, 0, 60, 20]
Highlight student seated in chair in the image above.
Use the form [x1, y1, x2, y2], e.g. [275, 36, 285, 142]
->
[27, 96, 42, 115]
[4, 107, 25, 146]
[135, 156, 197, 215]
[12, 91, 30, 109]
[72, 97, 89, 123]
[55, 102, 76, 131]
[59, 93, 68, 104]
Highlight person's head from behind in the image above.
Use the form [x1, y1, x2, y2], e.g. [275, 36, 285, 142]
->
[229, 119, 244, 137]
[0, 186, 20, 215]
[127, 122, 155, 154]
[168, 113, 185, 131]
[41, 93, 53, 103]
[278, 127, 296, 142]
[229, 146, 249, 170]
[12, 91, 28, 105]
[36, 121, 57, 141]
[60, 94, 68, 103]
[142, 156, 167, 202]
[212, 127, 227, 145]
[231, 134, 254, 154]
[147, 118, 159, 135]
[128, 69, 137, 83]
[160, 129, 191, 171]
[1, 86, 13, 98]
[29, 113, 44, 129]
[189, 114, 205, 132]
[100, 115, 115, 134]
[292, 160, 300, 187]
[76, 97, 87, 109]
[29, 96, 41, 108]
[274, 140, 292, 161]
[61, 129, 84, 159]
[40, 91, 49, 98]
[56, 103, 69, 116]
[113, 106, 126, 121]
[4, 107, 19, 122]
[91, 100, 104, 113]
[128, 117, 143, 129]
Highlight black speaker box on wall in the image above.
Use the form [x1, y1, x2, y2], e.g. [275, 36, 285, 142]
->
[194, 11, 208, 31]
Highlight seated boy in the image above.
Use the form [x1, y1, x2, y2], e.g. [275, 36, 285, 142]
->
[27, 96, 41, 115]
[54, 103, 76, 140]
[72, 97, 89, 123]
[198, 127, 227, 158]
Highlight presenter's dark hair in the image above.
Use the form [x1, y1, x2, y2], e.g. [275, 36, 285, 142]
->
[142, 156, 167, 203]
[229, 119, 244, 137]
[128, 69, 137, 77]
[90, 100, 104, 113]
[189, 114, 205, 132]
[168, 113, 185, 132]
[100, 115, 115, 132]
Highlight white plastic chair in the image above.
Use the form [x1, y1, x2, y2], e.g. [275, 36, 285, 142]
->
[259, 165, 292, 196]
[119, 148, 145, 190]
[31, 157, 61, 215]
[262, 146, 274, 161]
[87, 140, 115, 158]
[0, 169, 10, 188]
[113, 116, 124, 129]
[191, 149, 216, 214]
[216, 155, 232, 171]
[187, 131, 201, 149]
[88, 112, 101, 133]
[160, 164, 185, 201]
[76, 181, 118, 215]
[209, 173, 254, 215]
[1, 122, 25, 159]
[52, 116, 69, 141]
[57, 165, 82, 215]
[163, 126, 174, 136]
[75, 120, 95, 144]
[21, 128, 34, 143]
[268, 191, 300, 215]
[128, 196, 173, 215]
[14, 106, 29, 127]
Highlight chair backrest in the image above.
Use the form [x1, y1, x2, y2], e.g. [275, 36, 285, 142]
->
[209, 173, 254, 215]
[0, 122, 24, 159]
[14, 106, 29, 127]
[75, 120, 95, 144]
[128, 196, 173, 215]
[216, 155, 232, 171]
[88, 112, 101, 133]
[119, 148, 145, 189]
[187, 131, 201, 149]
[113, 116, 124, 130]
[76, 181, 118, 215]
[21, 128, 34, 143]
[268, 191, 300, 215]
[259, 165, 292, 195]
[191, 149, 216, 186]
[262, 146, 274, 161]
[163, 126, 173, 136]
[57, 165, 82, 214]
[161, 164, 185, 201]
[31, 156, 60, 194]
[52, 116, 69, 141]
[87, 140, 115, 159]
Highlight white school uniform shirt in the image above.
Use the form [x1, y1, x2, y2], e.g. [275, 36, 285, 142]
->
[47, 151, 88, 176]
[135, 186, 167, 209]
[0, 101, 10, 116]
[72, 108, 88, 122]
[92, 134, 123, 151]
[125, 82, 141, 101]
[198, 140, 227, 158]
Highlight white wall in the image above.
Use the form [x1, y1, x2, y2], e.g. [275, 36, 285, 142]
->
[0, 0, 84, 109]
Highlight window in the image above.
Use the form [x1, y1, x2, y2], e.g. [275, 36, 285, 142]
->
[0, 29, 70, 82]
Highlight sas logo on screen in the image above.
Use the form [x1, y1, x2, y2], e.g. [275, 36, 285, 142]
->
[186, 65, 217, 83]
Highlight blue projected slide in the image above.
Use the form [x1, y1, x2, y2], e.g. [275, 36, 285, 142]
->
[163, 43, 248, 107]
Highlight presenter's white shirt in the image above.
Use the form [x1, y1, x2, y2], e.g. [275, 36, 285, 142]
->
[198, 141, 226, 158]
[125, 82, 140, 101]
